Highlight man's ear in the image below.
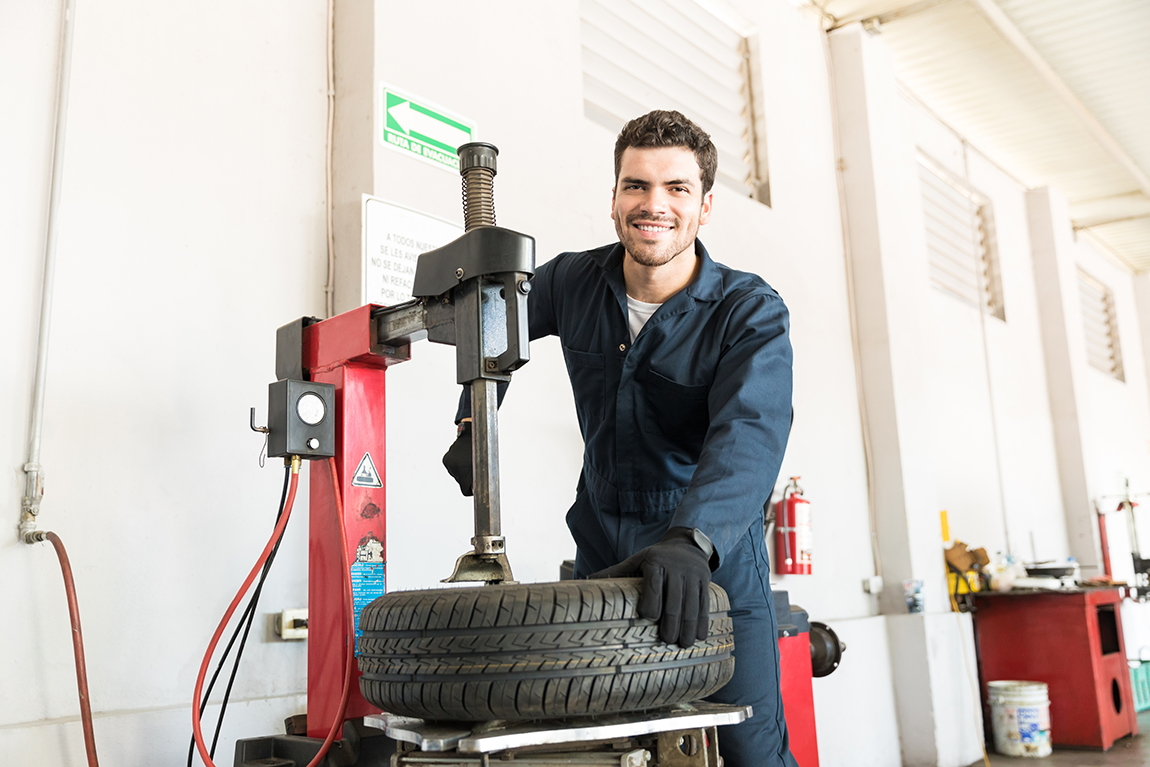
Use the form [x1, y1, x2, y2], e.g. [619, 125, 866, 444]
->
[699, 192, 714, 225]
[610, 187, 616, 218]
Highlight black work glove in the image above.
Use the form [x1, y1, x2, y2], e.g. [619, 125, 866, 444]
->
[589, 528, 712, 647]
[442, 422, 473, 496]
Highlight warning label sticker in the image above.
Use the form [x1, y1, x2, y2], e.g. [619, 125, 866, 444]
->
[350, 561, 386, 652]
[352, 453, 383, 488]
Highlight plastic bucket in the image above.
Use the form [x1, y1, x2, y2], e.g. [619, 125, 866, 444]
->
[987, 680, 1052, 757]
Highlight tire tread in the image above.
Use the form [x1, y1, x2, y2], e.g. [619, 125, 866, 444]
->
[357, 578, 734, 720]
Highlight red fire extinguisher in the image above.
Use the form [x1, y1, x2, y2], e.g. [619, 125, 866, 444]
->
[775, 477, 812, 575]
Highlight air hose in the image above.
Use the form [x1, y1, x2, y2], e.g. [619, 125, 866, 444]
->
[40, 531, 100, 767]
[192, 456, 355, 767]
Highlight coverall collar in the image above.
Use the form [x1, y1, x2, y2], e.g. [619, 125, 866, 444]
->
[594, 239, 725, 307]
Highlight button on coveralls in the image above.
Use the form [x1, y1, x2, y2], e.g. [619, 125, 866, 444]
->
[461, 240, 796, 766]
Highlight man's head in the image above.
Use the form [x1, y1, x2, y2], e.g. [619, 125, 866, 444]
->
[611, 111, 716, 274]
[613, 110, 717, 196]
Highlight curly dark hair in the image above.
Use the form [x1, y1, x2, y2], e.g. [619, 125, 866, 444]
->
[613, 110, 718, 195]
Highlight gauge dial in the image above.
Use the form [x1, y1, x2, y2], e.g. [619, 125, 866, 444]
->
[296, 392, 326, 426]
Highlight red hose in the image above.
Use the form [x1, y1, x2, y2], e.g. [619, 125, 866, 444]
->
[45, 532, 100, 767]
[192, 459, 355, 767]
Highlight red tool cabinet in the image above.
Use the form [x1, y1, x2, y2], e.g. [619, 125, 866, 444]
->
[972, 588, 1137, 750]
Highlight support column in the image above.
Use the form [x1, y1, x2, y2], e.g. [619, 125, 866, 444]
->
[830, 23, 983, 767]
[1027, 187, 1102, 572]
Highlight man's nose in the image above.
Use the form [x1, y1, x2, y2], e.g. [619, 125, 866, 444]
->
[640, 189, 670, 215]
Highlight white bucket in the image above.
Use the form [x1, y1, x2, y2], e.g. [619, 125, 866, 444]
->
[987, 680, 1052, 757]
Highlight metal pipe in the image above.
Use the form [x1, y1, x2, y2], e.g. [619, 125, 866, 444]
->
[470, 379, 501, 543]
[323, 0, 335, 318]
[459, 143, 505, 557]
[22, 0, 78, 542]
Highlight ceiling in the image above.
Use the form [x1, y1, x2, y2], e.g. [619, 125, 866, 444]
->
[811, 0, 1150, 272]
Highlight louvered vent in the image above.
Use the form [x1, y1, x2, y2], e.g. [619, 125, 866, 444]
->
[580, 0, 768, 202]
[917, 153, 1005, 319]
[1078, 270, 1124, 382]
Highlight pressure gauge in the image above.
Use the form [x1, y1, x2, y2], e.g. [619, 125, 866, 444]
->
[268, 379, 335, 460]
[296, 392, 327, 425]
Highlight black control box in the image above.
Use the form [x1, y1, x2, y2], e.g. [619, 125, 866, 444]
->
[267, 379, 336, 459]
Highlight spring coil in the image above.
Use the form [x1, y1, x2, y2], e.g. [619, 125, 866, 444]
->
[461, 167, 496, 231]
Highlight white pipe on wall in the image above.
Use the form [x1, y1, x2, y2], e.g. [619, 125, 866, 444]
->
[21, 0, 78, 543]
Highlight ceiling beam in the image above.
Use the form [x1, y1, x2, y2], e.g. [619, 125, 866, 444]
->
[829, 0, 956, 30]
[967, 0, 1150, 199]
[1073, 212, 1150, 231]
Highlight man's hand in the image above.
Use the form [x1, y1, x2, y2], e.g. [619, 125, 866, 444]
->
[589, 528, 712, 647]
[442, 422, 473, 496]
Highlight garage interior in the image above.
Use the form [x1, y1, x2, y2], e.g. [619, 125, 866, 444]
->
[5, 0, 1150, 765]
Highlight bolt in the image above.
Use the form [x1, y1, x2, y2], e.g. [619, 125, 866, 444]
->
[624, 750, 651, 767]
[455, 268, 465, 280]
[518, 280, 532, 295]
[486, 360, 497, 370]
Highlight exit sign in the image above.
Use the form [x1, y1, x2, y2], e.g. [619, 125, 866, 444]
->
[380, 85, 476, 172]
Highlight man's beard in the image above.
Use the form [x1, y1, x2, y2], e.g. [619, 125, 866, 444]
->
[614, 211, 697, 267]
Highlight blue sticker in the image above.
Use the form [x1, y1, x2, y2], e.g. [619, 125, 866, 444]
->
[350, 561, 386, 654]
[1017, 707, 1042, 743]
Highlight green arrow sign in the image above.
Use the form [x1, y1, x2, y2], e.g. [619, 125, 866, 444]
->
[381, 86, 476, 171]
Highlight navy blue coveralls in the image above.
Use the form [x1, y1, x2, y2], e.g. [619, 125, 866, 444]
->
[460, 240, 796, 767]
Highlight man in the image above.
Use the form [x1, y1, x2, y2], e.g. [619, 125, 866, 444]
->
[444, 110, 796, 766]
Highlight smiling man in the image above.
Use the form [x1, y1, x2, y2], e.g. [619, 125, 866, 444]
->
[444, 110, 796, 766]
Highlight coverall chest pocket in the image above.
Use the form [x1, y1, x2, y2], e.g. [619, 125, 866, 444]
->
[643, 369, 710, 446]
[563, 345, 606, 423]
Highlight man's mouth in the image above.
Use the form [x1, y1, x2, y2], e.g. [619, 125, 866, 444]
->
[632, 221, 674, 233]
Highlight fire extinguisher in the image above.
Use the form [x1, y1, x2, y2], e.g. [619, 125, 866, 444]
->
[775, 477, 812, 575]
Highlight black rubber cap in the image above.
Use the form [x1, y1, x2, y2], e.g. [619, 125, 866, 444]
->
[458, 142, 498, 173]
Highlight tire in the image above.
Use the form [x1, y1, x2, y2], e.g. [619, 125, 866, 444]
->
[356, 578, 735, 721]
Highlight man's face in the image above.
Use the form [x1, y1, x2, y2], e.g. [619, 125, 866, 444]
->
[611, 146, 713, 268]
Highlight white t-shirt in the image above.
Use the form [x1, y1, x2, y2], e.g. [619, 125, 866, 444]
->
[626, 295, 663, 342]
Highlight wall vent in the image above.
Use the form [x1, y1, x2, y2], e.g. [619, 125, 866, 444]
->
[1078, 269, 1125, 382]
[580, 0, 768, 203]
[917, 151, 1005, 320]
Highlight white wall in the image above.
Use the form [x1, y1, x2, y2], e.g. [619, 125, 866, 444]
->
[2, 1, 905, 764]
[3, 1, 326, 763]
[1077, 242, 1150, 512]
[903, 98, 1068, 564]
[1028, 186, 1150, 580]
[1074, 238, 1150, 584]
[12, 2, 1148, 766]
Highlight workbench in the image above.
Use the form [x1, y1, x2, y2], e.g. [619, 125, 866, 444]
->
[972, 587, 1138, 750]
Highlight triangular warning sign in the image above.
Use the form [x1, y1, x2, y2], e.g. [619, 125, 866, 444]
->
[351, 452, 383, 488]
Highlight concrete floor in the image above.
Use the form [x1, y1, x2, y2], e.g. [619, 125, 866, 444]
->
[965, 709, 1150, 767]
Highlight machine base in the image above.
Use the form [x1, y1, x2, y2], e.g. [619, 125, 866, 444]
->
[234, 703, 748, 767]
[372, 702, 749, 766]
[233, 719, 397, 767]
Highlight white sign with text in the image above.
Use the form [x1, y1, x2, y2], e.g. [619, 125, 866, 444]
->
[362, 196, 464, 306]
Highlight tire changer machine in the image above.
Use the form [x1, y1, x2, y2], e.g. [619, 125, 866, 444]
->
[230, 144, 823, 767]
